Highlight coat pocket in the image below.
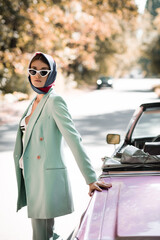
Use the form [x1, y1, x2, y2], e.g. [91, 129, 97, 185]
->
[44, 168, 74, 217]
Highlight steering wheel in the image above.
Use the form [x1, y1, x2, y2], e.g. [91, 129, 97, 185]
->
[152, 134, 160, 142]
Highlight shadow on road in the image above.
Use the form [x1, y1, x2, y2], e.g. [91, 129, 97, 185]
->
[0, 124, 18, 152]
[74, 109, 135, 146]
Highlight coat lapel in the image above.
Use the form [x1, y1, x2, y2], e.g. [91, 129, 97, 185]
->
[19, 97, 36, 125]
[23, 89, 53, 154]
[14, 97, 36, 154]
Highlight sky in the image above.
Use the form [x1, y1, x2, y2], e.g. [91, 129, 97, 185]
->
[135, 0, 147, 14]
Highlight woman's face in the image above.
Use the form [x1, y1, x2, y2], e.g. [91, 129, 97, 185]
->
[30, 60, 50, 88]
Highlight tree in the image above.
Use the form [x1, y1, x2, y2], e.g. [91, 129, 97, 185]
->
[0, 0, 138, 93]
[137, 0, 160, 77]
[0, 0, 36, 93]
[146, 0, 160, 16]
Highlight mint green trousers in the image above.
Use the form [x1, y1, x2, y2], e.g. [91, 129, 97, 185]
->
[31, 218, 55, 240]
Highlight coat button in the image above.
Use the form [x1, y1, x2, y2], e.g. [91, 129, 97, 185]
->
[37, 155, 41, 160]
[40, 137, 43, 141]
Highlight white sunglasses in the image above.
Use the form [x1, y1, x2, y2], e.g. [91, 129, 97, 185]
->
[28, 68, 51, 77]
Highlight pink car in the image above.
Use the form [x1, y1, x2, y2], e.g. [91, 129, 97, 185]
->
[71, 102, 160, 240]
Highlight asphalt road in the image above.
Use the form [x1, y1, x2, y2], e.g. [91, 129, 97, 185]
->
[0, 84, 159, 239]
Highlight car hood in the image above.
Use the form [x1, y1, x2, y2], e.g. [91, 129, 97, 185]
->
[76, 173, 160, 240]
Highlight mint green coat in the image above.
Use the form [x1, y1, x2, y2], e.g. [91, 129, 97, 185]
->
[13, 89, 97, 219]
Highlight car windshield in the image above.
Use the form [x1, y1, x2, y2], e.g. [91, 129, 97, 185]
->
[132, 107, 160, 139]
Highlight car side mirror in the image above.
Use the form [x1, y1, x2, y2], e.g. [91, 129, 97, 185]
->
[106, 134, 120, 145]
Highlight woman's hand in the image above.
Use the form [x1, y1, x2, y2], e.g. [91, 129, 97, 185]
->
[88, 180, 112, 197]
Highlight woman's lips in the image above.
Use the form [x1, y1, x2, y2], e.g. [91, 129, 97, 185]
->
[34, 80, 41, 82]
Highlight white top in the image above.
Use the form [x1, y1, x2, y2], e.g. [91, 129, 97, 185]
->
[19, 101, 34, 170]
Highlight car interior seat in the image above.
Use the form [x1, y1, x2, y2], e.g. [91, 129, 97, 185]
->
[143, 142, 160, 155]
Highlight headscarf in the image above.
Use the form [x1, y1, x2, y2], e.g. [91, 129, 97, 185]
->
[28, 52, 57, 94]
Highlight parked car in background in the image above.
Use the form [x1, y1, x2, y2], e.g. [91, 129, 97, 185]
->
[96, 76, 113, 89]
[71, 101, 160, 240]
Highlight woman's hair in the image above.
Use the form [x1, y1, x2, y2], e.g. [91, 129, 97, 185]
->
[30, 54, 50, 69]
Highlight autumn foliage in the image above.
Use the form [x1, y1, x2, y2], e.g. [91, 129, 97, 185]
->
[0, 0, 138, 93]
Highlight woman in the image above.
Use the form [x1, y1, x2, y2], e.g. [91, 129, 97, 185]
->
[13, 52, 112, 240]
